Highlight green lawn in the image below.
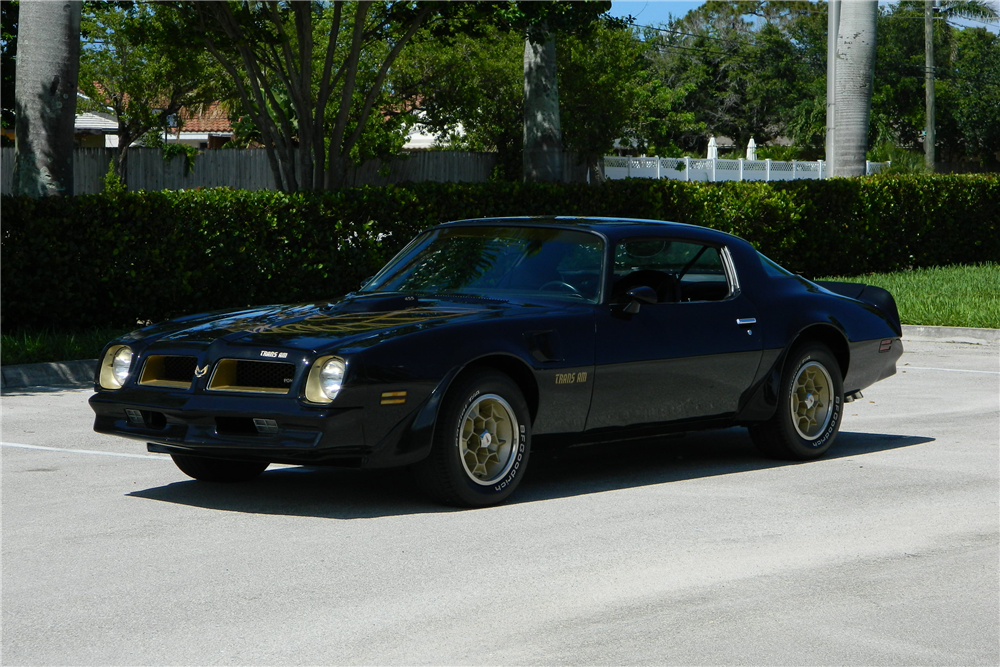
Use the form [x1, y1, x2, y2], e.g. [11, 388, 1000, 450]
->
[819, 263, 1000, 329]
[1, 326, 133, 367]
[3, 264, 998, 366]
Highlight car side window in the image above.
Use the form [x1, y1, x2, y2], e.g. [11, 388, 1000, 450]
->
[612, 239, 733, 303]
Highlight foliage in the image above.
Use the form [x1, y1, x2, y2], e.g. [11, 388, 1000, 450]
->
[948, 27, 1000, 164]
[872, 1, 1000, 164]
[1, 326, 133, 365]
[0, 0, 17, 143]
[166, 1, 445, 191]
[867, 142, 928, 174]
[140, 130, 199, 175]
[391, 25, 524, 180]
[78, 2, 223, 183]
[2, 175, 996, 331]
[101, 158, 126, 194]
[558, 21, 687, 181]
[393, 16, 661, 182]
[820, 263, 1000, 329]
[645, 1, 824, 155]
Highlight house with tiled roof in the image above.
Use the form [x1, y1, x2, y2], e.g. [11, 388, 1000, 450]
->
[169, 102, 234, 149]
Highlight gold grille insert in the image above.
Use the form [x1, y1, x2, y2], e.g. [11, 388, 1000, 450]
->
[139, 355, 198, 389]
[207, 359, 296, 394]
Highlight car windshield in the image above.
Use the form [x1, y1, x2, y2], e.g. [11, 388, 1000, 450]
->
[360, 226, 605, 302]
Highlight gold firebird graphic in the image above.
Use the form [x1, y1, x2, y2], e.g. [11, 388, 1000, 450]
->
[234, 309, 471, 337]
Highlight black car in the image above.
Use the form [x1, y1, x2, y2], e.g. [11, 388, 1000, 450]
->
[90, 217, 903, 507]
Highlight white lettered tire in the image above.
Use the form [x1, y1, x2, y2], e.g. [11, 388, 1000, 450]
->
[413, 370, 531, 507]
[749, 342, 844, 460]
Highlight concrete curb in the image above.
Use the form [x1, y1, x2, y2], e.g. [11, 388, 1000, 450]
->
[901, 325, 1000, 345]
[0, 325, 996, 390]
[1, 359, 97, 391]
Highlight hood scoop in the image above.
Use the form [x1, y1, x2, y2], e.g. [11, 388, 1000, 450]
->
[324, 293, 420, 314]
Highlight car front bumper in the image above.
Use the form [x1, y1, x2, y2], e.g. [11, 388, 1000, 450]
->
[89, 389, 369, 466]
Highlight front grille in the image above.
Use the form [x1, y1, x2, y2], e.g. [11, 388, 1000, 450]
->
[162, 356, 198, 382]
[139, 355, 198, 389]
[236, 360, 295, 388]
[207, 359, 296, 394]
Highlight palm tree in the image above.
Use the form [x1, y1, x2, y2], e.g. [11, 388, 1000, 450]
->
[12, 0, 82, 197]
[522, 28, 564, 182]
[833, 0, 878, 177]
[924, 0, 999, 171]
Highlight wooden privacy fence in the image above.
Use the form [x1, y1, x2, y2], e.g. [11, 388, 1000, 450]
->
[0, 147, 505, 194]
[602, 155, 891, 182]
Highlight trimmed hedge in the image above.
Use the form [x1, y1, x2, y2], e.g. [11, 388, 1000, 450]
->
[2, 175, 997, 330]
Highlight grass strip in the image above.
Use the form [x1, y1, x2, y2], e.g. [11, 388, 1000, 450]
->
[1, 327, 133, 366]
[820, 263, 999, 329]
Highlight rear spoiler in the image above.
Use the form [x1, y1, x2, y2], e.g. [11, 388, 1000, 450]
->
[813, 281, 902, 337]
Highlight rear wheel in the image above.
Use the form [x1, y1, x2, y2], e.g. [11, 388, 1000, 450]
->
[171, 454, 269, 483]
[749, 343, 844, 460]
[412, 370, 531, 507]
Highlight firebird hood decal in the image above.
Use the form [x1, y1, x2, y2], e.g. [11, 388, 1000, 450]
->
[239, 309, 470, 336]
[153, 302, 483, 349]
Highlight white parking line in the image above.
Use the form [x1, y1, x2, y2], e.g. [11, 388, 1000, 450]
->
[0, 442, 164, 460]
[902, 366, 1000, 375]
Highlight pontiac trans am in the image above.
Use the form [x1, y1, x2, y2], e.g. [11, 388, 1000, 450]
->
[90, 217, 903, 507]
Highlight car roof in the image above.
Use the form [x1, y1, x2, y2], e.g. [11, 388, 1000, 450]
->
[435, 216, 748, 246]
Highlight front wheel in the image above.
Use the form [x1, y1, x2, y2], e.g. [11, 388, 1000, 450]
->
[749, 343, 844, 460]
[170, 454, 269, 483]
[412, 370, 531, 507]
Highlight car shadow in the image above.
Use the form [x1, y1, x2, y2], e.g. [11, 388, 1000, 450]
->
[127, 428, 934, 519]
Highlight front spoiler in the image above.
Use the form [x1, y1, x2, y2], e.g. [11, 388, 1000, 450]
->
[90, 391, 368, 466]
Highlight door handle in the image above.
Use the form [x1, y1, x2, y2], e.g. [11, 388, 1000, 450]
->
[736, 318, 757, 326]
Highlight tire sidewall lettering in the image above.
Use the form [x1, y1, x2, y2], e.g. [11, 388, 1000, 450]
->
[493, 426, 527, 492]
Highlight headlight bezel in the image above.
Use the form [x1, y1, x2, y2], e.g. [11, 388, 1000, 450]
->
[99, 345, 134, 390]
[304, 356, 347, 404]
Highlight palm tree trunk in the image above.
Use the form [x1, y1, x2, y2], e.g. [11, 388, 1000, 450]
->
[523, 29, 564, 182]
[833, 0, 877, 178]
[12, 1, 82, 197]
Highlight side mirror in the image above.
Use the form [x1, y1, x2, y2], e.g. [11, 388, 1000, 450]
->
[623, 286, 657, 314]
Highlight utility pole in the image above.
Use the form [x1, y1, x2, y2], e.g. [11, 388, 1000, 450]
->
[826, 0, 841, 176]
[925, 0, 936, 172]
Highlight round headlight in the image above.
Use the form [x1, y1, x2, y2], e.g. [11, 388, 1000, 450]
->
[319, 358, 346, 400]
[100, 345, 134, 389]
[112, 347, 133, 386]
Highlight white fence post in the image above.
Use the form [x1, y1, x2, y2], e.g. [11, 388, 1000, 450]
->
[684, 157, 691, 182]
[738, 158, 744, 181]
[766, 159, 772, 182]
[711, 158, 716, 182]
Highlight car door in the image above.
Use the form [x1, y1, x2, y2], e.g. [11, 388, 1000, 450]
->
[586, 237, 763, 430]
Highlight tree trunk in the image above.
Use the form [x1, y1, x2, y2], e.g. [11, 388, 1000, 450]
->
[12, 0, 82, 197]
[522, 31, 563, 182]
[833, 0, 876, 178]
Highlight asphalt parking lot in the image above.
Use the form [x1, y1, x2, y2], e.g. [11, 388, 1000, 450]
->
[2, 336, 998, 666]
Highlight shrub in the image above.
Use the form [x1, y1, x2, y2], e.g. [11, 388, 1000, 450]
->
[2, 175, 996, 330]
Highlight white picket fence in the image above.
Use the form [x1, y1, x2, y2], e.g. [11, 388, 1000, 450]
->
[603, 156, 890, 182]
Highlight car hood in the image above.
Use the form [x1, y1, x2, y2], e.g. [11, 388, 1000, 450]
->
[125, 293, 538, 354]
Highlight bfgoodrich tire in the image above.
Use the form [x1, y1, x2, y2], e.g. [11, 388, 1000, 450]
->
[412, 370, 531, 507]
[749, 343, 844, 461]
[170, 454, 270, 482]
